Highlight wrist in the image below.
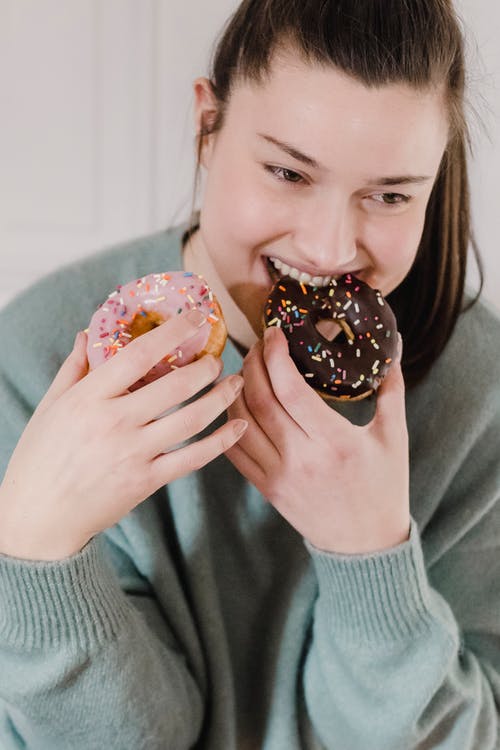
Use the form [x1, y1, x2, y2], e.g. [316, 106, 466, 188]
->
[0, 534, 90, 562]
[0, 484, 91, 561]
[307, 516, 411, 555]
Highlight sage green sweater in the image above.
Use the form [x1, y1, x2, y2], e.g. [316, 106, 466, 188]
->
[0, 223, 499, 750]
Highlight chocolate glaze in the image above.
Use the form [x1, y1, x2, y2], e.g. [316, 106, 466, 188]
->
[264, 274, 398, 400]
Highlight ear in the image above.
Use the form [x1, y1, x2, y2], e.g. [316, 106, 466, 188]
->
[193, 77, 219, 168]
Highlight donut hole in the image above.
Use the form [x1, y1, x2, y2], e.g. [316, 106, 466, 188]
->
[129, 310, 165, 339]
[314, 317, 355, 343]
[315, 318, 342, 341]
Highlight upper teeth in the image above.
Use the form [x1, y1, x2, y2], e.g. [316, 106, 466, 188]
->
[269, 257, 332, 287]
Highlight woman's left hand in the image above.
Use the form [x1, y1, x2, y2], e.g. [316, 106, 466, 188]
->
[225, 326, 410, 554]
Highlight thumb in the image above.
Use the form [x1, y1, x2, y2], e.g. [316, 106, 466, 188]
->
[36, 331, 90, 415]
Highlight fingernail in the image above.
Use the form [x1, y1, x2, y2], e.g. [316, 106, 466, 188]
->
[185, 309, 206, 327]
[233, 419, 248, 439]
[229, 375, 244, 397]
[73, 331, 82, 348]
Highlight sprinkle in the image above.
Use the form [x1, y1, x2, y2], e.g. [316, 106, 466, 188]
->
[92, 342, 103, 348]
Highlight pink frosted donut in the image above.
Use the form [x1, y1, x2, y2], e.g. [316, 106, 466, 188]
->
[86, 271, 227, 391]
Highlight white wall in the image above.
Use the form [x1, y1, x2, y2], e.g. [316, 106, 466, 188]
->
[0, 0, 498, 311]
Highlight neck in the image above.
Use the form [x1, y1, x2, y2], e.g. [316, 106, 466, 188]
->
[182, 226, 258, 353]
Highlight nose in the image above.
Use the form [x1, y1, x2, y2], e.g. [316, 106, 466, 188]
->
[292, 195, 358, 273]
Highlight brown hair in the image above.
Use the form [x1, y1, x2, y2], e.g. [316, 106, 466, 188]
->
[189, 0, 484, 388]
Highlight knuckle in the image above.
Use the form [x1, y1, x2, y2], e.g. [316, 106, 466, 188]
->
[274, 378, 301, 406]
[203, 354, 221, 379]
[244, 388, 267, 415]
[180, 407, 198, 436]
[176, 443, 211, 475]
[128, 344, 152, 376]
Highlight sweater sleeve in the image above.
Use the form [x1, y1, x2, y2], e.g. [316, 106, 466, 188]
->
[301, 415, 500, 748]
[0, 273, 205, 749]
[0, 537, 204, 750]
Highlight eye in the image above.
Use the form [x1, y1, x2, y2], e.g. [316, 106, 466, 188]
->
[265, 165, 305, 184]
[372, 192, 412, 206]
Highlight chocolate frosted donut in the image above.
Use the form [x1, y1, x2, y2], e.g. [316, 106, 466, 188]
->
[263, 274, 398, 401]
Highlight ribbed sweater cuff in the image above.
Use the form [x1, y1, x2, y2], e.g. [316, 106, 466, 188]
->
[0, 535, 135, 652]
[305, 518, 436, 645]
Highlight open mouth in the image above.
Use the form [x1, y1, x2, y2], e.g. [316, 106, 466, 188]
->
[265, 256, 333, 287]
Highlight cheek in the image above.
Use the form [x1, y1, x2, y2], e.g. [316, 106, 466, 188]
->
[372, 206, 427, 266]
[364, 208, 427, 295]
[202, 138, 291, 247]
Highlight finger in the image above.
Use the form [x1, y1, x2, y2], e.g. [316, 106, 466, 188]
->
[228, 380, 280, 468]
[147, 418, 248, 489]
[36, 331, 89, 415]
[262, 326, 337, 437]
[224, 440, 267, 487]
[242, 339, 303, 451]
[125, 354, 223, 424]
[89, 309, 210, 398]
[143, 374, 244, 456]
[370, 340, 407, 439]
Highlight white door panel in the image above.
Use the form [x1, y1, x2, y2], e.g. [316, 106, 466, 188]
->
[0, 0, 498, 312]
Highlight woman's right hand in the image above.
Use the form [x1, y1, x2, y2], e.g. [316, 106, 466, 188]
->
[0, 309, 246, 561]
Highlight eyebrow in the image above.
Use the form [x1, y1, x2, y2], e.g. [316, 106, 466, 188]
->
[257, 133, 433, 186]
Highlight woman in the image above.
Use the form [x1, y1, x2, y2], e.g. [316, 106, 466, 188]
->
[0, 1, 499, 747]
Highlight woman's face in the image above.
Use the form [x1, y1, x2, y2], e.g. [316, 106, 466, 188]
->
[192, 49, 449, 336]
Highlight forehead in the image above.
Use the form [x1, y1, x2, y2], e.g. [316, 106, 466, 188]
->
[226, 52, 449, 174]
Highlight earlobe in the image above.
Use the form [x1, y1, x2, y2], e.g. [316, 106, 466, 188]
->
[193, 77, 219, 168]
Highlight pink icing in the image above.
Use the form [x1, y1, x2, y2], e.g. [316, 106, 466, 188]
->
[86, 271, 219, 390]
